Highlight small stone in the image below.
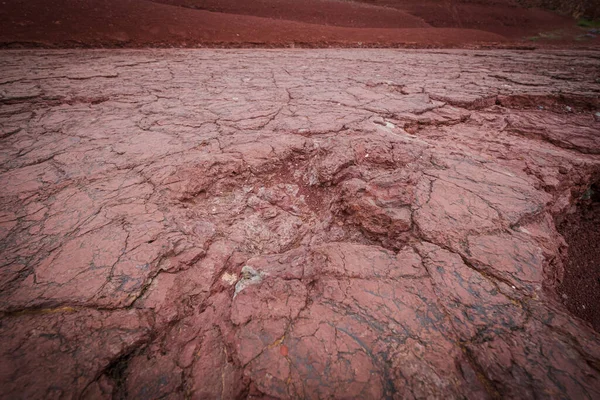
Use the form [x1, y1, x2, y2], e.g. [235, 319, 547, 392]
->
[221, 272, 238, 286]
[280, 345, 289, 357]
[234, 265, 264, 297]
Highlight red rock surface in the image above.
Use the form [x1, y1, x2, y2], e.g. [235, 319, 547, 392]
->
[0, 49, 600, 398]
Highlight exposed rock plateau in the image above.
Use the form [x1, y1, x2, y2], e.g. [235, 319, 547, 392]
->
[1, 49, 600, 398]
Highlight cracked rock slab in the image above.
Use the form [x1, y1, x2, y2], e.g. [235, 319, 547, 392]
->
[0, 49, 600, 399]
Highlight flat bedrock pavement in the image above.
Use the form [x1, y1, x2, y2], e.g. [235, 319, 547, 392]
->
[1, 49, 600, 399]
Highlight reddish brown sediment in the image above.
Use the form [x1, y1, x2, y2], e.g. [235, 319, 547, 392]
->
[1, 49, 600, 398]
[0, 0, 598, 49]
[557, 182, 600, 332]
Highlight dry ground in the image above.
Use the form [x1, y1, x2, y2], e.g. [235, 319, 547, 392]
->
[0, 48, 599, 399]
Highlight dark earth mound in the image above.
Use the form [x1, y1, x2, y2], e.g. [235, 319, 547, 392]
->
[558, 181, 600, 331]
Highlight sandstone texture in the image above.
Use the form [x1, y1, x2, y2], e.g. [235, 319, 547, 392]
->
[1, 49, 600, 399]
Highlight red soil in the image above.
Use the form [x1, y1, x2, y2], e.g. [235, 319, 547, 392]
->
[0, 0, 597, 48]
[356, 0, 576, 36]
[558, 183, 600, 331]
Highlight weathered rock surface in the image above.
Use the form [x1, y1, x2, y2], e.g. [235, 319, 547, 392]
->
[0, 49, 599, 399]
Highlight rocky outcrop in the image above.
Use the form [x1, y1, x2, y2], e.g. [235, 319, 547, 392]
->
[0, 49, 599, 399]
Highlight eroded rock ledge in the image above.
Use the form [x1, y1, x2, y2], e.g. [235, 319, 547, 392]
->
[1, 49, 599, 399]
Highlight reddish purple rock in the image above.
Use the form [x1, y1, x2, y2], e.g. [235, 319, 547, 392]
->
[0, 49, 600, 399]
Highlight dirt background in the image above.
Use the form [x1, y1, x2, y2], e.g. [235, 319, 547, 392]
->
[516, 0, 600, 19]
[0, 0, 598, 48]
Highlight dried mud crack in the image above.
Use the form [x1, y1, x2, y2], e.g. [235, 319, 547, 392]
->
[1, 49, 600, 399]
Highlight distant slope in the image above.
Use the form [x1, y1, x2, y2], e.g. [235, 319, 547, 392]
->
[350, 0, 577, 38]
[0, 0, 595, 48]
[150, 0, 431, 28]
[0, 0, 507, 48]
[515, 0, 600, 19]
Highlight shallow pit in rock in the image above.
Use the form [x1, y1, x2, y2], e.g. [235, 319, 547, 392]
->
[557, 181, 600, 332]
